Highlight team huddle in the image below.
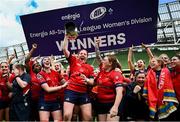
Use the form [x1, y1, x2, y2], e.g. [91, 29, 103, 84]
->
[0, 34, 180, 121]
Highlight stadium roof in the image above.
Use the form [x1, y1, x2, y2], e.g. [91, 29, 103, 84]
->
[157, 0, 180, 44]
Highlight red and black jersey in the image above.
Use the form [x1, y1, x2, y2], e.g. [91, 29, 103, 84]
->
[28, 60, 41, 101]
[0, 75, 9, 101]
[8, 73, 15, 83]
[96, 65, 123, 103]
[38, 69, 62, 101]
[0, 73, 14, 102]
[67, 55, 94, 93]
[57, 72, 68, 103]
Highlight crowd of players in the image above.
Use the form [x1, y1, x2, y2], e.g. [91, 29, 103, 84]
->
[0, 34, 180, 121]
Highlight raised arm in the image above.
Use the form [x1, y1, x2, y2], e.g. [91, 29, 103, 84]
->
[7, 54, 16, 64]
[50, 54, 55, 70]
[25, 43, 37, 64]
[128, 46, 135, 72]
[62, 35, 70, 58]
[141, 43, 154, 60]
[8, 54, 26, 65]
[31, 55, 41, 62]
[95, 38, 103, 65]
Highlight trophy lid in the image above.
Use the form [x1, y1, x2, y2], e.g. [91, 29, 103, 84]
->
[65, 22, 76, 32]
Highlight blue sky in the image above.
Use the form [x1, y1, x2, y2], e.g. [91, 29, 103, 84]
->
[0, 0, 177, 47]
[160, 0, 176, 3]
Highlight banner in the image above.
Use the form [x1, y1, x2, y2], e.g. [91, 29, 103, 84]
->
[20, 0, 158, 56]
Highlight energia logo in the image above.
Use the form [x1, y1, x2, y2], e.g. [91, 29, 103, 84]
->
[61, 13, 80, 20]
[90, 7, 106, 20]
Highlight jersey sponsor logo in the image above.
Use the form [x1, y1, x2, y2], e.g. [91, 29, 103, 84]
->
[40, 106, 44, 110]
[65, 97, 70, 101]
[37, 74, 43, 79]
[115, 76, 119, 80]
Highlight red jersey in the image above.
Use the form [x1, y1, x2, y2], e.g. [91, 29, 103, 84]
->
[67, 55, 94, 93]
[8, 73, 15, 83]
[0, 75, 8, 101]
[38, 69, 62, 101]
[29, 60, 41, 101]
[0, 73, 14, 101]
[58, 72, 68, 103]
[96, 69, 124, 103]
[171, 67, 180, 102]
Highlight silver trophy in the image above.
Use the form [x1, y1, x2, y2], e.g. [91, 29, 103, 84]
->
[65, 22, 78, 39]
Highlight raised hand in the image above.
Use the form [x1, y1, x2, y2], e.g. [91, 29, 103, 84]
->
[2, 73, 8, 78]
[80, 73, 87, 80]
[50, 54, 55, 61]
[10, 54, 16, 59]
[141, 43, 147, 49]
[133, 85, 141, 93]
[65, 33, 78, 40]
[129, 45, 134, 51]
[32, 43, 37, 49]
[95, 38, 100, 47]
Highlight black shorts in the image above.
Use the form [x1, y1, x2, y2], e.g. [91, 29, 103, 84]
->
[64, 89, 91, 105]
[95, 101, 121, 116]
[0, 100, 9, 109]
[10, 102, 31, 121]
[95, 102, 114, 114]
[38, 100, 61, 112]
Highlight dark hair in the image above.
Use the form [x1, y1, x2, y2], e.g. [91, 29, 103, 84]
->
[0, 61, 8, 66]
[9, 64, 13, 73]
[77, 49, 88, 57]
[174, 54, 180, 59]
[107, 55, 121, 70]
[135, 71, 146, 79]
[32, 62, 41, 70]
[137, 59, 146, 64]
[116, 59, 122, 70]
[14, 64, 26, 71]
